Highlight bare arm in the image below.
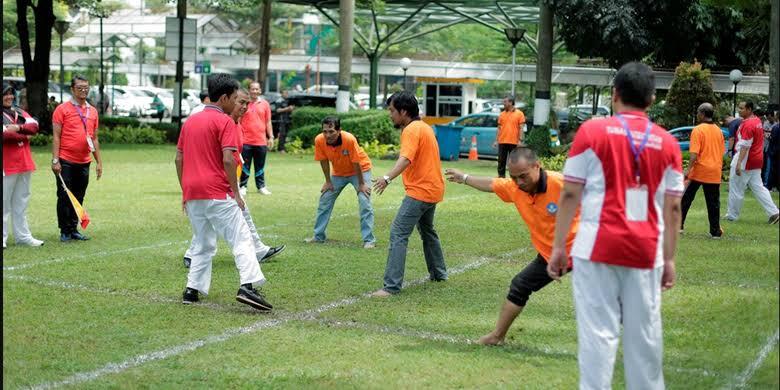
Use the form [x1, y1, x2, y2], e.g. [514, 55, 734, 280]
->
[444, 168, 494, 192]
[661, 193, 682, 291]
[51, 123, 62, 174]
[685, 152, 698, 177]
[222, 149, 245, 210]
[373, 156, 411, 195]
[735, 145, 749, 175]
[92, 128, 103, 180]
[175, 150, 184, 189]
[547, 181, 584, 280]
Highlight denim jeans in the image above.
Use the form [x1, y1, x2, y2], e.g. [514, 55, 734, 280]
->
[240, 144, 267, 189]
[382, 196, 447, 293]
[313, 171, 375, 244]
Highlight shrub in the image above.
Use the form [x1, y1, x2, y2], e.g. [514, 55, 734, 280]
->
[29, 133, 53, 146]
[291, 107, 387, 130]
[287, 114, 398, 149]
[539, 153, 566, 172]
[526, 126, 552, 157]
[282, 138, 310, 155]
[99, 126, 166, 144]
[361, 139, 397, 159]
[99, 116, 142, 129]
[664, 61, 717, 129]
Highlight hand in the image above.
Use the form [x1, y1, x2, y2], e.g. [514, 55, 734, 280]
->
[661, 259, 676, 291]
[358, 183, 371, 196]
[235, 195, 246, 210]
[736, 167, 742, 176]
[5, 124, 20, 133]
[492, 141, 498, 149]
[372, 177, 389, 195]
[444, 168, 466, 184]
[52, 162, 62, 175]
[321, 181, 334, 193]
[546, 246, 569, 281]
[267, 138, 274, 149]
[96, 162, 103, 180]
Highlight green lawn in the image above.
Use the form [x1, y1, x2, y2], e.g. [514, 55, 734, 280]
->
[3, 144, 778, 389]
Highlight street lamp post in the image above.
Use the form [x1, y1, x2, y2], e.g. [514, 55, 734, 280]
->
[54, 20, 70, 104]
[729, 69, 743, 116]
[400, 57, 411, 91]
[504, 27, 526, 97]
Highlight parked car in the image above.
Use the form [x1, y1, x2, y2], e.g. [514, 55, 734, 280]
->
[151, 88, 191, 117]
[668, 126, 730, 153]
[123, 87, 159, 117]
[3, 76, 72, 105]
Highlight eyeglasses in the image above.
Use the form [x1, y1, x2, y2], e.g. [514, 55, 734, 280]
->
[73, 86, 90, 92]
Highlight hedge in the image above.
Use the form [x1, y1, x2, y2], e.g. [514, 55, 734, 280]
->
[287, 114, 398, 149]
[29, 126, 167, 146]
[291, 107, 387, 130]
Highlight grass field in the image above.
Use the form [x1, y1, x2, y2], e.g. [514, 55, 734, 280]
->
[3, 144, 779, 389]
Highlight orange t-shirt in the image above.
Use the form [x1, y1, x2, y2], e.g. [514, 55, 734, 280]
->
[497, 109, 525, 145]
[399, 120, 445, 203]
[240, 99, 271, 146]
[314, 131, 372, 176]
[688, 123, 725, 184]
[52, 101, 99, 164]
[492, 170, 579, 262]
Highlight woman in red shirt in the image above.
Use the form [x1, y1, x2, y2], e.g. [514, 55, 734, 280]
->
[2, 82, 43, 249]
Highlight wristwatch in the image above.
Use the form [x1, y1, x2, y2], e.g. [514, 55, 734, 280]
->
[383, 175, 391, 184]
[52, 158, 59, 164]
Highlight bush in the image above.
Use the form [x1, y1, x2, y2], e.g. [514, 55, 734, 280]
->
[100, 116, 141, 129]
[99, 126, 166, 144]
[526, 126, 552, 157]
[539, 153, 566, 172]
[361, 139, 397, 159]
[287, 114, 398, 149]
[29, 133, 53, 146]
[291, 107, 386, 130]
[663, 61, 717, 129]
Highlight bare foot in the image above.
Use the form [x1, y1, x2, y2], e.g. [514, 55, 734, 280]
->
[371, 289, 392, 298]
[477, 333, 505, 346]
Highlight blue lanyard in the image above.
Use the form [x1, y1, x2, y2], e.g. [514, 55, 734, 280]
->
[615, 114, 653, 184]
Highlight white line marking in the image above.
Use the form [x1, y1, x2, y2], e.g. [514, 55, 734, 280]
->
[3, 241, 188, 272]
[729, 329, 779, 389]
[28, 247, 527, 389]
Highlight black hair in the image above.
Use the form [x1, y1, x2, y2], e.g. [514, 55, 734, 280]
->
[2, 81, 14, 95]
[386, 91, 419, 119]
[70, 75, 89, 88]
[321, 116, 341, 130]
[742, 100, 754, 111]
[508, 146, 538, 164]
[207, 73, 239, 103]
[504, 95, 515, 105]
[613, 62, 655, 109]
[199, 90, 209, 101]
[697, 103, 714, 119]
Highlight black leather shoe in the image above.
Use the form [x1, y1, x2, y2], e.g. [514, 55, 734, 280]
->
[182, 287, 199, 304]
[259, 245, 286, 263]
[60, 233, 72, 242]
[236, 284, 272, 311]
[183, 257, 192, 268]
[70, 232, 90, 241]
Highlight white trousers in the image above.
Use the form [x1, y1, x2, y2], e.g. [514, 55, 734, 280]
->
[185, 198, 265, 295]
[3, 172, 35, 246]
[183, 198, 269, 259]
[726, 167, 779, 219]
[572, 257, 665, 390]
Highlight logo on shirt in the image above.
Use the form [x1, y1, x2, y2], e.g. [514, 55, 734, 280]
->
[342, 149, 349, 156]
[546, 202, 558, 215]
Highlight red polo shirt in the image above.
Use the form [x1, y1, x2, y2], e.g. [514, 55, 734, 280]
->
[240, 99, 271, 146]
[3, 107, 38, 175]
[52, 100, 99, 164]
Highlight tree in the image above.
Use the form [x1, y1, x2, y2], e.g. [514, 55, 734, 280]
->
[16, 0, 55, 133]
[663, 61, 718, 128]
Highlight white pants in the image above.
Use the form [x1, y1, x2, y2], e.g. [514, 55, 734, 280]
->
[3, 172, 35, 246]
[726, 167, 779, 219]
[572, 258, 665, 390]
[183, 198, 269, 259]
[185, 198, 265, 295]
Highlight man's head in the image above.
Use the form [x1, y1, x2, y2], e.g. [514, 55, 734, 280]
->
[697, 102, 714, 123]
[249, 82, 262, 100]
[507, 146, 541, 193]
[611, 62, 655, 111]
[738, 100, 754, 119]
[503, 95, 515, 111]
[321, 116, 341, 145]
[70, 75, 90, 103]
[207, 73, 240, 114]
[386, 91, 419, 128]
[199, 90, 210, 104]
[231, 89, 250, 122]
[3, 82, 15, 108]
[281, 90, 289, 98]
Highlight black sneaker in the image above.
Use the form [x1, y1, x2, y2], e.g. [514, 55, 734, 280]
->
[182, 287, 199, 304]
[259, 245, 286, 263]
[70, 231, 90, 241]
[183, 256, 192, 268]
[236, 284, 272, 311]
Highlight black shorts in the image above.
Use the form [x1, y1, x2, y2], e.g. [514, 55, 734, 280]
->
[506, 253, 568, 307]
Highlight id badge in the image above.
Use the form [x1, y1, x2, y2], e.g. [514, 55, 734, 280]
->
[86, 135, 96, 152]
[626, 185, 648, 222]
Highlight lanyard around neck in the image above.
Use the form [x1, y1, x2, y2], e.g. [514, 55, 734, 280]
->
[615, 114, 653, 183]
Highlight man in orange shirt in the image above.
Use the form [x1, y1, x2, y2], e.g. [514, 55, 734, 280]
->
[305, 116, 375, 248]
[681, 103, 725, 238]
[494, 95, 526, 177]
[445, 147, 579, 345]
[51, 75, 102, 242]
[372, 91, 447, 297]
[239, 82, 274, 196]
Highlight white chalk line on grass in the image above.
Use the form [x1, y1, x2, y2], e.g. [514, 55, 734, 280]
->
[728, 329, 779, 389]
[3, 240, 188, 272]
[28, 247, 527, 390]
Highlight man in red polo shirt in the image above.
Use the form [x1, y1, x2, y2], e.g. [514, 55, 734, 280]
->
[176, 73, 272, 312]
[549, 62, 683, 390]
[725, 100, 779, 224]
[51, 75, 102, 242]
[239, 81, 274, 196]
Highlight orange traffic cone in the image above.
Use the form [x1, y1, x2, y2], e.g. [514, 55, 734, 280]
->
[468, 135, 478, 160]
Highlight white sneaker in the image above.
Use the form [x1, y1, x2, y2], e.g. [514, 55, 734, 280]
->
[258, 187, 271, 195]
[18, 238, 44, 247]
[363, 241, 376, 249]
[239, 186, 247, 197]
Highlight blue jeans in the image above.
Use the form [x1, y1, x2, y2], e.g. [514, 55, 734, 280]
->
[313, 171, 375, 244]
[240, 144, 267, 189]
[382, 196, 447, 293]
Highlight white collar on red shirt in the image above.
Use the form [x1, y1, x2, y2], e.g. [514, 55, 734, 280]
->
[69, 99, 92, 109]
[614, 110, 648, 119]
[204, 104, 224, 113]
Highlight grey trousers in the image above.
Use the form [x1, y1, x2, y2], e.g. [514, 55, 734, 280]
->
[382, 196, 447, 293]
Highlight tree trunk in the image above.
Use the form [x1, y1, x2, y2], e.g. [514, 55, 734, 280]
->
[256, 0, 272, 87]
[770, 0, 778, 109]
[16, 0, 55, 134]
